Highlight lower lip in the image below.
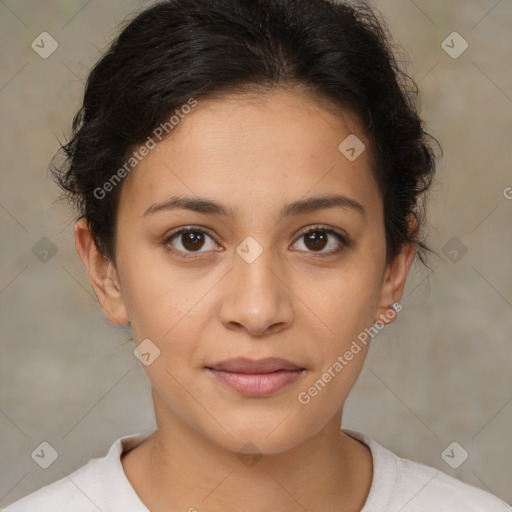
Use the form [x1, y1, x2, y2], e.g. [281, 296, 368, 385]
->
[207, 369, 305, 397]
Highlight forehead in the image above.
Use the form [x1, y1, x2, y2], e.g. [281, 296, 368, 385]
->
[118, 88, 381, 220]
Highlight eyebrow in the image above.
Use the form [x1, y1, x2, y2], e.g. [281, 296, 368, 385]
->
[142, 194, 366, 220]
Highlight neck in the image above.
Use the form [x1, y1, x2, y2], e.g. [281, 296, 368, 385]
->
[121, 392, 373, 512]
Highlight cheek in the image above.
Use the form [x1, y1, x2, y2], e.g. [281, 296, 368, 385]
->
[290, 253, 384, 410]
[117, 250, 219, 392]
[293, 275, 377, 422]
[116, 242, 200, 338]
[297, 259, 383, 339]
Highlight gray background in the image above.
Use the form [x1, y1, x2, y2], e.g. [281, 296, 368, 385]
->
[1, 0, 511, 507]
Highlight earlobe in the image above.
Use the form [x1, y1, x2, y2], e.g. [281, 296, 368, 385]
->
[74, 218, 130, 325]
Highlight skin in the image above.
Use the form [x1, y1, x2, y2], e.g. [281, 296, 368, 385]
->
[75, 86, 417, 512]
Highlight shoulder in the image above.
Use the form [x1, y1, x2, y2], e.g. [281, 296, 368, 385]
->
[3, 431, 153, 512]
[343, 429, 511, 512]
[3, 457, 105, 512]
[392, 454, 510, 511]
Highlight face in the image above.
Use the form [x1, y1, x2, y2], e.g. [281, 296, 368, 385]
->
[78, 88, 412, 455]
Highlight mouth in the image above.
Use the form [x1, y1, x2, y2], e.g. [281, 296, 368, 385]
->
[205, 357, 306, 397]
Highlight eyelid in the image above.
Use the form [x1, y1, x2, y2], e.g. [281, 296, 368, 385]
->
[295, 223, 349, 240]
[168, 224, 216, 238]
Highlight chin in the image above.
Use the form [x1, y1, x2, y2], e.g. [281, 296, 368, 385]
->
[202, 412, 319, 456]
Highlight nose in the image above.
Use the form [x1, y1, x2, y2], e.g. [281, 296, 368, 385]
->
[218, 239, 294, 337]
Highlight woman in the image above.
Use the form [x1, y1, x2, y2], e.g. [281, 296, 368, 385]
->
[5, 0, 510, 510]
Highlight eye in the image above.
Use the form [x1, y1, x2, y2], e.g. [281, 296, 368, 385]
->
[164, 224, 351, 259]
[164, 226, 218, 257]
[291, 224, 351, 255]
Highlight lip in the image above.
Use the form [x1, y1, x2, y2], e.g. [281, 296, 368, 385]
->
[206, 357, 306, 397]
[207, 357, 303, 373]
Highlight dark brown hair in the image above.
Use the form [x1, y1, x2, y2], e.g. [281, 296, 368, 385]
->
[51, 0, 439, 267]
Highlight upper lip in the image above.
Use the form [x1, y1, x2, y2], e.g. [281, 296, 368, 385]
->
[206, 357, 304, 373]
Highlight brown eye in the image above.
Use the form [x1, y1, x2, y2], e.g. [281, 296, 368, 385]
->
[166, 228, 217, 254]
[292, 226, 350, 255]
[181, 231, 205, 251]
[303, 230, 328, 251]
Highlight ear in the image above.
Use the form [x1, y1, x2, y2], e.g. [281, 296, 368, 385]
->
[74, 218, 129, 325]
[374, 215, 418, 326]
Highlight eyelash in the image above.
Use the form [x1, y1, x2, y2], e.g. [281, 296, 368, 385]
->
[163, 224, 352, 260]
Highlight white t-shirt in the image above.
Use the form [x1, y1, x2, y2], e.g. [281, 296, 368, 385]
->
[4, 428, 511, 511]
